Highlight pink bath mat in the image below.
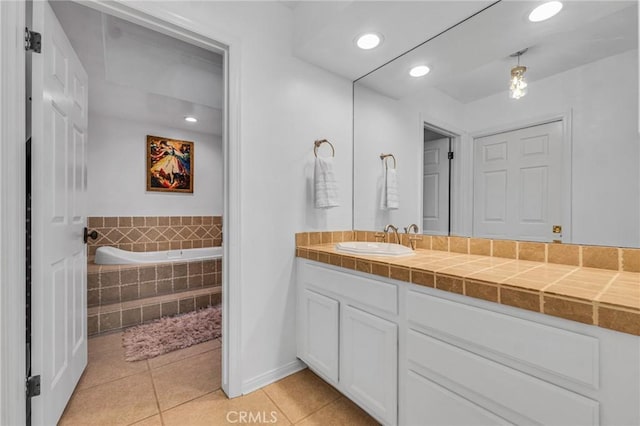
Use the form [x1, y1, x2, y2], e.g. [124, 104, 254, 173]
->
[122, 304, 221, 362]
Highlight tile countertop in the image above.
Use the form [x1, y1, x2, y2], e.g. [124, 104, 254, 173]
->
[296, 243, 640, 336]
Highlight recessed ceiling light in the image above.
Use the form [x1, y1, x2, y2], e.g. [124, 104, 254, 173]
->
[184, 116, 198, 123]
[528, 1, 563, 22]
[409, 65, 430, 77]
[356, 33, 382, 50]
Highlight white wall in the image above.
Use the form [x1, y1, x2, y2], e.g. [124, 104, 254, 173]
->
[353, 85, 422, 231]
[464, 50, 639, 247]
[126, 1, 353, 393]
[353, 84, 466, 232]
[88, 113, 223, 216]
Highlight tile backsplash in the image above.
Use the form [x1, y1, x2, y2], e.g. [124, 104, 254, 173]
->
[87, 216, 222, 255]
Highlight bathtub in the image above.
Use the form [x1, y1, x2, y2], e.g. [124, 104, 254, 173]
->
[95, 246, 223, 265]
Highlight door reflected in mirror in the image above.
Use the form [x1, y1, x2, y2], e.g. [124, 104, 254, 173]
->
[422, 125, 453, 236]
[353, 0, 639, 248]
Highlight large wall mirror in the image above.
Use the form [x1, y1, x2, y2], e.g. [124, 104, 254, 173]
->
[353, 0, 639, 248]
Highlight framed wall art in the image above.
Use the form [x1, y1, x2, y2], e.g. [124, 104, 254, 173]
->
[146, 135, 194, 193]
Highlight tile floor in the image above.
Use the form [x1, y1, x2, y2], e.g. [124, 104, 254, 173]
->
[59, 332, 379, 425]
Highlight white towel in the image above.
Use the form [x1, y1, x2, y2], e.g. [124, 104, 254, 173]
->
[380, 167, 399, 210]
[314, 156, 339, 208]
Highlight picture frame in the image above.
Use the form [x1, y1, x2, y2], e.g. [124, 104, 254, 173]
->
[146, 135, 194, 193]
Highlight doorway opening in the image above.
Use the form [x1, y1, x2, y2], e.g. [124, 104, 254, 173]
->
[27, 1, 233, 424]
[422, 123, 457, 236]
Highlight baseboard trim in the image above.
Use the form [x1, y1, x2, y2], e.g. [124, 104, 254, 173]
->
[241, 359, 307, 395]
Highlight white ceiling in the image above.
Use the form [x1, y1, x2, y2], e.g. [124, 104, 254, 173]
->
[279, 1, 301, 11]
[292, 1, 495, 81]
[50, 1, 224, 136]
[352, 0, 637, 103]
[49, 1, 637, 124]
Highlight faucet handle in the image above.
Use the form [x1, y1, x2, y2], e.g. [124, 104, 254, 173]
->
[407, 234, 422, 250]
[374, 232, 386, 242]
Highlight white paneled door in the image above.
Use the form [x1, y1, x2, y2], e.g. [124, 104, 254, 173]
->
[423, 137, 450, 235]
[31, 1, 88, 424]
[473, 121, 563, 242]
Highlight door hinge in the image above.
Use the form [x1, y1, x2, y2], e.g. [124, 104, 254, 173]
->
[26, 375, 41, 398]
[25, 28, 41, 54]
[447, 151, 454, 160]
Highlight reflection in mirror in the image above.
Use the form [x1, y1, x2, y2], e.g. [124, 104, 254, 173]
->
[423, 124, 453, 236]
[353, 0, 639, 247]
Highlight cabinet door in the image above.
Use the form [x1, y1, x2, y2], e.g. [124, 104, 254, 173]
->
[298, 289, 339, 383]
[341, 304, 398, 425]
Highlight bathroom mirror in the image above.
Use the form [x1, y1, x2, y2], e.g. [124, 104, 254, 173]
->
[353, 0, 639, 248]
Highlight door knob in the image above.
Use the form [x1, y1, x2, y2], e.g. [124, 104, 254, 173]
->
[83, 228, 98, 244]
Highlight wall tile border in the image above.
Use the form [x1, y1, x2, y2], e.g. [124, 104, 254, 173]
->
[87, 216, 222, 255]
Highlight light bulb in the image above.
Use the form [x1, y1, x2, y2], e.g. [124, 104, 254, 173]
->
[409, 65, 430, 77]
[529, 1, 563, 22]
[356, 33, 381, 50]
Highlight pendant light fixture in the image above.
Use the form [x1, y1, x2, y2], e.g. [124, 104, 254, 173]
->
[509, 49, 528, 100]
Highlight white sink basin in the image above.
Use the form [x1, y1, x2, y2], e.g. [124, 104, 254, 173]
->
[335, 241, 414, 257]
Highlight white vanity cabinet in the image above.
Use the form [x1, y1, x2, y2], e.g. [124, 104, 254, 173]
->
[401, 286, 640, 426]
[296, 259, 399, 425]
[296, 258, 640, 426]
[404, 290, 599, 426]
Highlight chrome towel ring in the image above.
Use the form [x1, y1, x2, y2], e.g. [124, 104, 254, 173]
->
[314, 139, 335, 157]
[380, 153, 397, 169]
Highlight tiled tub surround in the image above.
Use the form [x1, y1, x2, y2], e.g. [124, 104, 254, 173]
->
[88, 258, 221, 335]
[295, 231, 640, 336]
[87, 216, 222, 256]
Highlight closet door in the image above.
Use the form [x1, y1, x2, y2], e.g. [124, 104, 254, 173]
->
[473, 121, 563, 242]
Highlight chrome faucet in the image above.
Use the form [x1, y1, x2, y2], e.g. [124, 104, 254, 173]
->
[404, 223, 422, 250]
[404, 224, 419, 234]
[383, 224, 400, 244]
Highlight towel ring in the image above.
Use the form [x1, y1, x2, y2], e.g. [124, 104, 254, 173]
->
[314, 139, 335, 158]
[380, 153, 397, 169]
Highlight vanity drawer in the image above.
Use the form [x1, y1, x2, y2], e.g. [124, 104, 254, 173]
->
[405, 369, 512, 426]
[407, 290, 599, 389]
[407, 330, 599, 426]
[299, 260, 398, 315]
